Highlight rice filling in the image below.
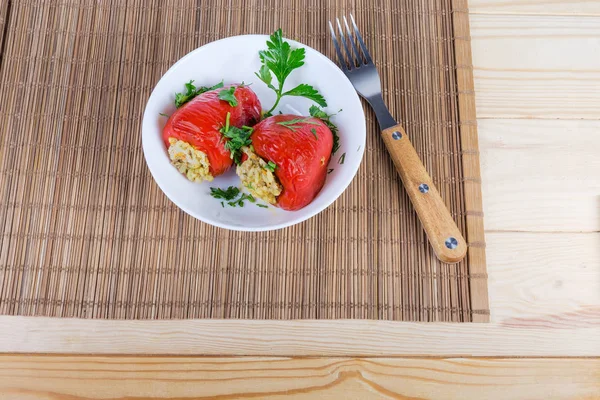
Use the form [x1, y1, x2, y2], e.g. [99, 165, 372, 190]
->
[236, 147, 282, 205]
[167, 137, 214, 182]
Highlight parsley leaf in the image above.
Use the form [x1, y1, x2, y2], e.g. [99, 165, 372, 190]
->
[259, 29, 304, 84]
[338, 152, 346, 164]
[175, 80, 224, 108]
[309, 105, 342, 155]
[265, 161, 277, 172]
[256, 203, 269, 208]
[218, 86, 238, 107]
[276, 117, 320, 132]
[212, 187, 257, 208]
[255, 65, 275, 91]
[228, 193, 255, 208]
[310, 128, 318, 140]
[159, 112, 170, 117]
[257, 29, 327, 114]
[210, 186, 240, 200]
[282, 84, 327, 107]
[220, 112, 253, 165]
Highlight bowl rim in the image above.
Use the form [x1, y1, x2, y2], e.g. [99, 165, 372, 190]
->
[141, 34, 366, 232]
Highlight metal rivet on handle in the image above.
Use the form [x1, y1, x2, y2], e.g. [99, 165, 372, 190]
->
[392, 131, 402, 140]
[445, 237, 458, 250]
[418, 183, 429, 193]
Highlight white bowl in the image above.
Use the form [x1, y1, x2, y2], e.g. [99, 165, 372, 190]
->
[142, 34, 366, 231]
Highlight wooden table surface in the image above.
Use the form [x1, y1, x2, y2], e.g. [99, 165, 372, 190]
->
[1, 0, 599, 398]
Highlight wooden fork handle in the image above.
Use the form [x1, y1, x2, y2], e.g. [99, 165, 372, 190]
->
[381, 124, 467, 264]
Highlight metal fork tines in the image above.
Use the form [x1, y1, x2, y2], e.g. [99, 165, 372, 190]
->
[329, 14, 397, 130]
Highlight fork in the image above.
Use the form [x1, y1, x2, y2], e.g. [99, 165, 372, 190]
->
[329, 15, 467, 264]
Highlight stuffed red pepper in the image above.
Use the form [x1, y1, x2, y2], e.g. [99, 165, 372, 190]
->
[237, 114, 334, 211]
[163, 84, 261, 182]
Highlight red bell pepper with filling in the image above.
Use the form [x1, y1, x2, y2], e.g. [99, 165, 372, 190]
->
[162, 85, 261, 182]
[237, 114, 334, 211]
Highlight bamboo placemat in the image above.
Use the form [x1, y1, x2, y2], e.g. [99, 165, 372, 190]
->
[0, 0, 489, 322]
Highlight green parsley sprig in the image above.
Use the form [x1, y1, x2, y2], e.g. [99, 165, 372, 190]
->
[220, 112, 253, 165]
[276, 117, 320, 132]
[255, 29, 327, 116]
[217, 86, 238, 107]
[210, 186, 240, 200]
[228, 193, 255, 207]
[210, 186, 258, 208]
[175, 80, 224, 108]
[309, 105, 342, 154]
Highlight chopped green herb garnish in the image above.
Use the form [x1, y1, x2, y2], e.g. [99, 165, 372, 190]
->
[309, 105, 341, 154]
[218, 86, 238, 107]
[220, 112, 253, 165]
[210, 186, 241, 200]
[256, 203, 268, 208]
[213, 187, 259, 208]
[227, 193, 255, 207]
[277, 118, 316, 125]
[265, 161, 277, 172]
[328, 168, 334, 174]
[310, 128, 318, 140]
[246, 183, 254, 190]
[159, 112, 170, 117]
[276, 117, 320, 132]
[175, 80, 224, 108]
[255, 29, 327, 115]
[338, 152, 346, 164]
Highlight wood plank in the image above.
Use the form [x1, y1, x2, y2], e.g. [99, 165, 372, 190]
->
[479, 119, 600, 232]
[470, 0, 600, 15]
[0, 356, 598, 400]
[470, 14, 600, 119]
[487, 232, 600, 323]
[1, 316, 597, 356]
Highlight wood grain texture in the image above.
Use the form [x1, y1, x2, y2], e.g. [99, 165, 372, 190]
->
[479, 119, 600, 232]
[487, 232, 600, 323]
[470, 13, 600, 119]
[381, 125, 468, 264]
[470, 0, 600, 15]
[1, 356, 599, 400]
[1, 314, 598, 356]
